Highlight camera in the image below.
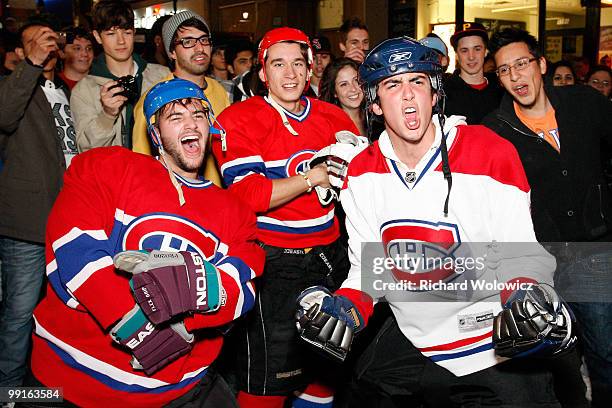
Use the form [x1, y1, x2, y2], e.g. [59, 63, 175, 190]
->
[110, 75, 139, 104]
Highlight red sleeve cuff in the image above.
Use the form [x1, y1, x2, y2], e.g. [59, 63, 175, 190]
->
[228, 174, 273, 213]
[500, 277, 539, 304]
[335, 288, 374, 327]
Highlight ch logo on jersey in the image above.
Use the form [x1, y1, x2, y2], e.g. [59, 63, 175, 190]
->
[284, 149, 316, 177]
[380, 219, 461, 287]
[121, 213, 220, 260]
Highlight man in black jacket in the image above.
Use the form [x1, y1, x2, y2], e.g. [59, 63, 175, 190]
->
[0, 22, 73, 387]
[445, 22, 504, 124]
[482, 28, 612, 408]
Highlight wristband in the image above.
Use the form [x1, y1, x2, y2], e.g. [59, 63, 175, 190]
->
[298, 171, 313, 193]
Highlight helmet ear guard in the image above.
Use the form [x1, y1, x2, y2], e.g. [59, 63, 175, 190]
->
[144, 78, 225, 149]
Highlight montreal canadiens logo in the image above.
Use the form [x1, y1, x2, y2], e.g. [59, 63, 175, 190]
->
[284, 149, 316, 177]
[121, 213, 220, 260]
[380, 219, 461, 288]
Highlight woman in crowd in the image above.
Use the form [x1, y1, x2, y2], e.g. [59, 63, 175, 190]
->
[586, 65, 612, 99]
[549, 60, 576, 86]
[319, 57, 366, 136]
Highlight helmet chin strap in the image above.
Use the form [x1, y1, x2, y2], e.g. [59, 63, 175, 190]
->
[152, 127, 186, 206]
[434, 83, 452, 217]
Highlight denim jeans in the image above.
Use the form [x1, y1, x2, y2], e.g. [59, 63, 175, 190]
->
[554, 247, 612, 408]
[0, 236, 45, 386]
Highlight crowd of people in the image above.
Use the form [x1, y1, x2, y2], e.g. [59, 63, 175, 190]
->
[0, 0, 611, 407]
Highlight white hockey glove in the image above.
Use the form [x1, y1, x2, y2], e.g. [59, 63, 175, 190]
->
[307, 131, 368, 205]
[493, 284, 576, 358]
[296, 286, 364, 362]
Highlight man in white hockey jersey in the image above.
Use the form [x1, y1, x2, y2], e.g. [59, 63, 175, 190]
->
[295, 37, 576, 407]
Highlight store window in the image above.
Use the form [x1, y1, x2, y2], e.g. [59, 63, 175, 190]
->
[600, 6, 612, 67]
[545, 0, 586, 63]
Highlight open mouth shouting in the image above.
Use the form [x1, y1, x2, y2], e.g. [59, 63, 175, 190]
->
[180, 133, 202, 157]
[404, 106, 419, 130]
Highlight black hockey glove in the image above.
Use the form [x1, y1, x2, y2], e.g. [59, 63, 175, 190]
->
[493, 283, 576, 358]
[296, 286, 364, 362]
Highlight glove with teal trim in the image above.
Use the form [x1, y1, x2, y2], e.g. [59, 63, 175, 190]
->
[111, 305, 194, 375]
[114, 250, 222, 325]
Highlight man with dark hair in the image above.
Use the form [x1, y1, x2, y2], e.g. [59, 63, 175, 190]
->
[71, 0, 169, 152]
[28, 78, 264, 406]
[57, 27, 95, 89]
[142, 15, 171, 67]
[132, 10, 229, 187]
[225, 39, 254, 79]
[213, 27, 358, 407]
[208, 44, 233, 97]
[0, 21, 73, 387]
[339, 17, 369, 63]
[483, 28, 612, 408]
[444, 22, 503, 124]
[297, 36, 572, 408]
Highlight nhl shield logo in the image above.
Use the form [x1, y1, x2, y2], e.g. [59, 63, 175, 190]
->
[121, 212, 221, 260]
[284, 149, 316, 177]
[380, 219, 462, 288]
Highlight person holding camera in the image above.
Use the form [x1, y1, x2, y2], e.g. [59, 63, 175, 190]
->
[0, 21, 73, 387]
[71, 0, 169, 152]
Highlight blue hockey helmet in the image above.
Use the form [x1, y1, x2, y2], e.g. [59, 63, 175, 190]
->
[144, 78, 225, 149]
[359, 36, 443, 104]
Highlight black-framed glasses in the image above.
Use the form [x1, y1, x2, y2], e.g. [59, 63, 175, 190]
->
[496, 57, 537, 77]
[175, 35, 211, 49]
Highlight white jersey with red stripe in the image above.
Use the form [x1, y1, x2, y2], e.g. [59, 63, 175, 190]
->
[212, 95, 359, 248]
[32, 147, 264, 407]
[336, 115, 556, 376]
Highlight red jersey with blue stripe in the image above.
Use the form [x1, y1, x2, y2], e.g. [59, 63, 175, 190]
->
[212, 96, 359, 248]
[337, 116, 556, 376]
[32, 147, 264, 407]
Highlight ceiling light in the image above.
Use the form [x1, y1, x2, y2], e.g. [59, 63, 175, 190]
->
[492, 5, 537, 13]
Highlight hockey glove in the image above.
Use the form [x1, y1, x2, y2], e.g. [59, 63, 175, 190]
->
[296, 286, 364, 362]
[493, 283, 576, 358]
[111, 305, 194, 375]
[114, 250, 222, 325]
[307, 131, 368, 205]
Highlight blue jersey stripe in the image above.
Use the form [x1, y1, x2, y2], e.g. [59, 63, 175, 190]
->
[240, 284, 255, 315]
[217, 256, 253, 283]
[428, 342, 493, 362]
[223, 162, 266, 186]
[47, 269, 77, 306]
[266, 166, 286, 179]
[47, 340, 207, 393]
[54, 235, 111, 285]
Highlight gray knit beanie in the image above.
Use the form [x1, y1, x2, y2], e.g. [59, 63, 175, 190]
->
[162, 11, 211, 56]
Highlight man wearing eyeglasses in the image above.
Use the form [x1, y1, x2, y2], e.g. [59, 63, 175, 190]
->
[132, 10, 230, 187]
[71, 0, 170, 152]
[483, 28, 612, 408]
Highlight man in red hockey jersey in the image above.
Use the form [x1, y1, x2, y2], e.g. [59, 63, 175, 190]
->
[212, 27, 358, 408]
[27, 78, 264, 407]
